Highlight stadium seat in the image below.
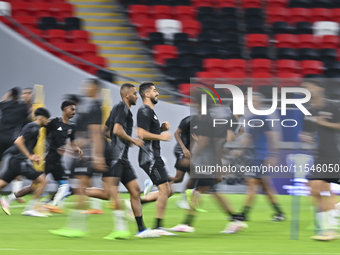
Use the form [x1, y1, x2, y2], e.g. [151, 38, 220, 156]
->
[223, 72, 247, 86]
[276, 59, 300, 73]
[202, 19, 219, 34]
[43, 29, 66, 43]
[313, 21, 339, 36]
[320, 35, 339, 49]
[181, 19, 201, 38]
[217, 32, 240, 47]
[53, 3, 74, 21]
[216, 0, 236, 8]
[277, 72, 302, 87]
[333, 9, 340, 23]
[66, 30, 90, 44]
[31, 2, 52, 18]
[246, 34, 269, 48]
[128, 5, 148, 23]
[224, 59, 246, 73]
[245, 8, 264, 23]
[196, 71, 220, 80]
[222, 46, 243, 59]
[64, 17, 82, 31]
[173, 6, 195, 20]
[0, 1, 11, 16]
[289, 0, 310, 8]
[320, 48, 337, 63]
[249, 59, 272, 73]
[311, 0, 333, 8]
[150, 5, 171, 20]
[50, 42, 75, 57]
[153, 45, 178, 65]
[80, 56, 107, 75]
[242, 0, 261, 9]
[75, 43, 97, 57]
[173, 32, 189, 47]
[219, 7, 237, 21]
[197, 33, 215, 47]
[311, 8, 332, 23]
[180, 57, 203, 74]
[297, 34, 318, 49]
[246, 21, 265, 34]
[197, 7, 215, 21]
[196, 45, 220, 59]
[203, 58, 224, 73]
[135, 19, 156, 38]
[217, 20, 238, 33]
[299, 48, 320, 60]
[38, 17, 57, 30]
[266, 7, 290, 24]
[178, 45, 198, 58]
[301, 60, 323, 75]
[250, 47, 269, 59]
[267, 0, 288, 8]
[13, 16, 36, 30]
[325, 61, 340, 76]
[165, 58, 181, 73]
[277, 48, 298, 60]
[147, 32, 164, 48]
[274, 34, 297, 48]
[272, 22, 291, 34]
[191, 0, 213, 8]
[156, 19, 181, 40]
[290, 8, 311, 24]
[60, 55, 80, 68]
[11, 2, 29, 16]
[250, 72, 273, 90]
[295, 22, 313, 34]
[178, 83, 191, 104]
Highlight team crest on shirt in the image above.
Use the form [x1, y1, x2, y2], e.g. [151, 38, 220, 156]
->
[68, 129, 72, 135]
[154, 115, 158, 120]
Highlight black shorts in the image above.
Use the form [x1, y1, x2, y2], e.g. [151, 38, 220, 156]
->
[0, 138, 13, 161]
[70, 158, 94, 177]
[306, 160, 340, 184]
[104, 159, 137, 186]
[45, 160, 67, 181]
[195, 178, 216, 188]
[174, 152, 190, 173]
[1, 157, 43, 183]
[141, 157, 168, 186]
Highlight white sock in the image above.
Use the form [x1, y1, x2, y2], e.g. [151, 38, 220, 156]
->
[12, 180, 23, 193]
[51, 184, 69, 207]
[90, 197, 102, 210]
[67, 209, 87, 231]
[328, 209, 339, 231]
[113, 210, 127, 231]
[24, 199, 37, 211]
[7, 193, 17, 204]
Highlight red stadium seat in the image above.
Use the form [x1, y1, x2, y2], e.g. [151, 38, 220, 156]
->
[75, 43, 98, 57]
[52, 3, 74, 20]
[249, 59, 272, 73]
[181, 19, 201, 38]
[333, 9, 340, 23]
[203, 59, 225, 74]
[18, 27, 41, 38]
[150, 5, 172, 20]
[30, 2, 52, 18]
[242, 0, 261, 9]
[173, 6, 196, 20]
[266, 7, 290, 23]
[135, 19, 156, 39]
[290, 8, 312, 24]
[178, 83, 191, 104]
[128, 5, 148, 23]
[50, 42, 76, 57]
[224, 59, 247, 73]
[274, 34, 298, 48]
[276, 60, 300, 73]
[216, 0, 236, 7]
[81, 56, 107, 74]
[250, 72, 273, 90]
[196, 71, 220, 78]
[153, 45, 178, 66]
[223, 72, 246, 86]
[0, 16, 13, 29]
[277, 72, 302, 87]
[246, 34, 269, 48]
[297, 34, 318, 49]
[267, 0, 288, 8]
[13, 16, 36, 30]
[191, 0, 213, 8]
[60, 55, 80, 68]
[11, 2, 29, 16]
[320, 35, 339, 49]
[311, 8, 332, 23]
[49, 0, 65, 3]
[66, 30, 90, 44]
[43, 29, 66, 43]
[301, 60, 323, 75]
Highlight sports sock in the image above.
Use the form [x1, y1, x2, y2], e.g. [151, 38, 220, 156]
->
[327, 209, 338, 232]
[113, 210, 128, 231]
[24, 199, 37, 211]
[155, 218, 163, 229]
[66, 209, 87, 231]
[51, 184, 70, 206]
[243, 206, 251, 216]
[272, 203, 283, 215]
[135, 216, 146, 232]
[12, 180, 23, 193]
[7, 193, 17, 204]
[90, 197, 102, 210]
[184, 214, 195, 226]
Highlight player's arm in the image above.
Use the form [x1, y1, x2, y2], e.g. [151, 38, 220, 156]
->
[103, 125, 111, 139]
[226, 129, 236, 143]
[298, 131, 315, 143]
[14, 136, 40, 162]
[137, 127, 171, 141]
[174, 127, 190, 157]
[315, 118, 340, 130]
[114, 123, 144, 147]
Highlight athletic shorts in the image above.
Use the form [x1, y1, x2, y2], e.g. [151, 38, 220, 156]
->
[1, 157, 43, 183]
[174, 152, 190, 173]
[244, 159, 267, 179]
[141, 157, 168, 186]
[70, 157, 94, 177]
[306, 160, 340, 184]
[195, 177, 217, 188]
[45, 160, 67, 181]
[0, 138, 14, 161]
[103, 159, 137, 186]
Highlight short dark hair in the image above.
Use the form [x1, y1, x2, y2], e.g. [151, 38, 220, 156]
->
[121, 83, 135, 91]
[64, 94, 81, 104]
[34, 107, 50, 118]
[10, 87, 21, 100]
[139, 82, 154, 99]
[85, 78, 102, 88]
[61, 100, 76, 111]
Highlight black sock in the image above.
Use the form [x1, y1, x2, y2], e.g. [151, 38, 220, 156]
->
[272, 203, 283, 215]
[243, 206, 251, 215]
[135, 216, 146, 232]
[140, 198, 147, 205]
[184, 214, 195, 226]
[155, 218, 162, 229]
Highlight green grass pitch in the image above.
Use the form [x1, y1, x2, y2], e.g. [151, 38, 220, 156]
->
[1, 193, 340, 255]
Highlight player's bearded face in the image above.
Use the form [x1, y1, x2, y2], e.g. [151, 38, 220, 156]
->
[129, 88, 138, 105]
[66, 105, 76, 118]
[150, 89, 158, 105]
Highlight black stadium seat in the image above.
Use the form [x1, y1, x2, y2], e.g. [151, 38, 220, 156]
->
[173, 33, 189, 47]
[251, 47, 270, 59]
[295, 22, 313, 34]
[277, 48, 299, 60]
[320, 48, 337, 63]
[272, 22, 291, 34]
[246, 21, 265, 34]
[289, 0, 310, 8]
[64, 17, 82, 31]
[299, 48, 320, 60]
[148, 32, 164, 48]
[38, 17, 58, 30]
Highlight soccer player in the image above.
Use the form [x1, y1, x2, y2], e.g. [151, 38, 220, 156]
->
[233, 92, 284, 222]
[42, 100, 82, 213]
[136, 82, 175, 235]
[0, 107, 50, 217]
[300, 79, 340, 240]
[50, 78, 107, 237]
[85, 83, 160, 239]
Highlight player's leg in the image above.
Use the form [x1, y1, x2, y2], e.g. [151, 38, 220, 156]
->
[0, 179, 10, 215]
[85, 173, 104, 214]
[11, 176, 25, 203]
[240, 177, 260, 221]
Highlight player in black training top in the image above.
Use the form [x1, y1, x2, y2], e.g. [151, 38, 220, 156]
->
[43, 100, 82, 213]
[0, 107, 50, 217]
[0, 87, 29, 165]
[136, 82, 175, 235]
[300, 78, 340, 240]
